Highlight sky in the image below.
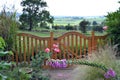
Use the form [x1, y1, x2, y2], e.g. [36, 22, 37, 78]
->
[0, 0, 119, 16]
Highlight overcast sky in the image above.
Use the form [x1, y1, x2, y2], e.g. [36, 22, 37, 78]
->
[0, 0, 119, 16]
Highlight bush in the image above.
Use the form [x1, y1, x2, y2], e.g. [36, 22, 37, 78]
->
[105, 6, 120, 56]
[0, 8, 18, 50]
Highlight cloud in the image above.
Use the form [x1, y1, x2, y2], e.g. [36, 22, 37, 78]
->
[0, 0, 119, 16]
[45, 0, 120, 16]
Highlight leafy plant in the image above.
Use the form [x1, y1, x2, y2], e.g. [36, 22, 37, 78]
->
[0, 37, 6, 50]
[0, 7, 18, 50]
[31, 51, 48, 68]
[105, 3, 120, 56]
[30, 51, 50, 80]
[0, 37, 13, 80]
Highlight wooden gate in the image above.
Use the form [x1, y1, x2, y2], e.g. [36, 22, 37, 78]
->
[51, 31, 92, 59]
[12, 31, 107, 64]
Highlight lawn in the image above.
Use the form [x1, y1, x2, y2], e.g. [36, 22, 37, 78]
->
[18, 29, 107, 37]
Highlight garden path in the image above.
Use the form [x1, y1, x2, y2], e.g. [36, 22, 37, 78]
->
[43, 65, 87, 80]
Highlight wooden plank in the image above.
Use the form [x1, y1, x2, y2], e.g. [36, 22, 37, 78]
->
[19, 36, 22, 62]
[39, 39, 42, 51]
[75, 35, 78, 58]
[31, 38, 34, 57]
[84, 38, 86, 57]
[71, 34, 74, 59]
[23, 36, 26, 62]
[63, 38, 66, 59]
[80, 36, 82, 58]
[16, 51, 18, 65]
[35, 38, 38, 53]
[27, 37, 30, 64]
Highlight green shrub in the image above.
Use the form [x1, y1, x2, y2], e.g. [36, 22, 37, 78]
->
[0, 8, 18, 50]
[105, 5, 120, 56]
[0, 37, 13, 80]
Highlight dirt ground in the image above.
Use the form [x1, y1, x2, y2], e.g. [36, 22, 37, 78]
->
[43, 65, 87, 80]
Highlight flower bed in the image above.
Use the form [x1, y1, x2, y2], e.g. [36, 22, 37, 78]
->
[46, 59, 68, 69]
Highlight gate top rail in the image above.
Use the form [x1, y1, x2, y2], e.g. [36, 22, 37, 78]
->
[55, 31, 90, 40]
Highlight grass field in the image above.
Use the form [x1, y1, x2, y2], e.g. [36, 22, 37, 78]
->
[18, 29, 107, 37]
[53, 16, 105, 26]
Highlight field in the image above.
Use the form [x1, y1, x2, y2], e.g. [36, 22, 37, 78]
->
[53, 16, 105, 26]
[18, 29, 107, 38]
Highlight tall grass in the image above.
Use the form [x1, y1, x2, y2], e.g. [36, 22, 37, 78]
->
[72, 45, 120, 80]
[0, 7, 18, 50]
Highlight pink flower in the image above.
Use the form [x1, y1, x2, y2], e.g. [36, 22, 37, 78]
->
[54, 48, 60, 53]
[45, 48, 50, 53]
[103, 26, 108, 30]
[53, 44, 59, 48]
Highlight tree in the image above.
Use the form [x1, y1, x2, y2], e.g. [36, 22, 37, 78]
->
[92, 21, 98, 26]
[19, 0, 54, 31]
[105, 3, 120, 56]
[79, 20, 89, 33]
[65, 23, 73, 30]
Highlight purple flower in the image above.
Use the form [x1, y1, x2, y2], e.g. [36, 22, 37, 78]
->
[55, 60, 60, 68]
[108, 68, 116, 77]
[48, 59, 67, 68]
[104, 68, 116, 79]
[104, 73, 110, 79]
[61, 59, 67, 68]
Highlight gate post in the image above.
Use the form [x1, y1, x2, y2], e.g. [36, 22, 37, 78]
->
[92, 31, 95, 51]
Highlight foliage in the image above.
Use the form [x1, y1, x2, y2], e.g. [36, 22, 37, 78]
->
[105, 4, 120, 55]
[79, 19, 90, 33]
[65, 23, 74, 30]
[30, 51, 50, 80]
[0, 37, 13, 80]
[0, 37, 6, 50]
[71, 60, 108, 72]
[0, 7, 18, 50]
[92, 25, 103, 33]
[92, 21, 98, 26]
[31, 51, 49, 69]
[0, 66, 31, 80]
[19, 0, 54, 31]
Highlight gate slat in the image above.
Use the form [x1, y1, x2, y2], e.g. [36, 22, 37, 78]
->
[23, 36, 26, 62]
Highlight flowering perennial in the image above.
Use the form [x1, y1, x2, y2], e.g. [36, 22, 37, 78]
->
[44, 43, 67, 68]
[104, 68, 116, 79]
[45, 43, 60, 54]
[47, 59, 67, 68]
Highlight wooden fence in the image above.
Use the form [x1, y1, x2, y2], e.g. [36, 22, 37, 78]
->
[12, 31, 108, 65]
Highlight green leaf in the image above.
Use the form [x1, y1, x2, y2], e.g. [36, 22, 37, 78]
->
[0, 51, 13, 57]
[0, 62, 12, 70]
[0, 73, 7, 80]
